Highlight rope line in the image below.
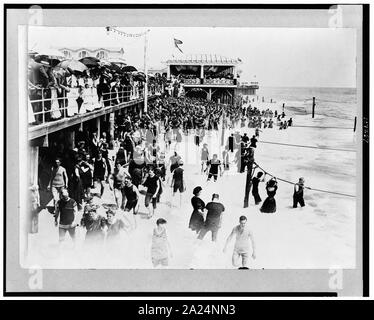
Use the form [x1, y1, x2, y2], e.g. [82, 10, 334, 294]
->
[253, 163, 356, 198]
[259, 140, 356, 153]
[292, 125, 354, 130]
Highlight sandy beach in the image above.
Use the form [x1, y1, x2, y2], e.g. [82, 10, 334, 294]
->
[24, 95, 357, 270]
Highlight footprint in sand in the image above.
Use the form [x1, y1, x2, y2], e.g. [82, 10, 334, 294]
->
[308, 201, 318, 208]
[314, 208, 327, 216]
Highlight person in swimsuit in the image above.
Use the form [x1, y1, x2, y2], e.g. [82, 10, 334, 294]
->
[48, 158, 69, 214]
[122, 176, 140, 229]
[206, 154, 222, 182]
[201, 143, 209, 173]
[142, 167, 161, 218]
[223, 216, 256, 269]
[109, 162, 130, 210]
[105, 209, 127, 242]
[171, 160, 185, 207]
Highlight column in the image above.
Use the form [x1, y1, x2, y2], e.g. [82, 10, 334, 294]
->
[96, 116, 101, 138]
[200, 65, 204, 79]
[167, 65, 171, 80]
[29, 146, 39, 187]
[208, 88, 212, 101]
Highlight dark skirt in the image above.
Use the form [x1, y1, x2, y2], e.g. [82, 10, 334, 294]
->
[260, 196, 276, 213]
[68, 177, 84, 207]
[189, 210, 204, 232]
[170, 162, 179, 173]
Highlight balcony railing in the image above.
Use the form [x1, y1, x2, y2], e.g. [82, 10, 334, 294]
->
[28, 84, 163, 126]
[204, 78, 235, 85]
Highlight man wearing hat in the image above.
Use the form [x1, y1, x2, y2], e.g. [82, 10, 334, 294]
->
[293, 177, 306, 208]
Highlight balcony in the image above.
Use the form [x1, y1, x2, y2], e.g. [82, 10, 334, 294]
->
[28, 85, 162, 140]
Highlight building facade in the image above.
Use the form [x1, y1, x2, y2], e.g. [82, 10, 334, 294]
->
[57, 47, 126, 62]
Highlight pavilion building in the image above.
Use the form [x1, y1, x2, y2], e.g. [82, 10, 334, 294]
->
[165, 54, 241, 104]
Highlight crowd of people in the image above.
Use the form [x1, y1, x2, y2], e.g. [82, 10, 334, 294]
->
[28, 53, 165, 125]
[30, 94, 307, 269]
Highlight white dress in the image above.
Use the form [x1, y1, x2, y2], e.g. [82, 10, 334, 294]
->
[81, 87, 93, 113]
[91, 86, 100, 109]
[50, 88, 61, 119]
[67, 87, 79, 116]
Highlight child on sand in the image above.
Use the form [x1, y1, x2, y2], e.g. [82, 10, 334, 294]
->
[151, 218, 173, 268]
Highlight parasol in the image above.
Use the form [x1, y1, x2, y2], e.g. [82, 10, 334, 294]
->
[58, 59, 88, 73]
[122, 65, 137, 72]
[132, 71, 146, 82]
[79, 57, 100, 68]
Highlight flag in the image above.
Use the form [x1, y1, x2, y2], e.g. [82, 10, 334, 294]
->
[238, 57, 242, 62]
[174, 38, 183, 53]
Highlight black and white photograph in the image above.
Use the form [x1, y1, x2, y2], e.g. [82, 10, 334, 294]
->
[3, 3, 369, 296]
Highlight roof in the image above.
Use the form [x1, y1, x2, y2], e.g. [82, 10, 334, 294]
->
[56, 47, 124, 53]
[166, 54, 240, 65]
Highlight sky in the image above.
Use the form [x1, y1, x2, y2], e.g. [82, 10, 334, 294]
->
[28, 26, 357, 88]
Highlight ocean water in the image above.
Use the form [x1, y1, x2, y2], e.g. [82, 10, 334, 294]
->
[257, 87, 357, 122]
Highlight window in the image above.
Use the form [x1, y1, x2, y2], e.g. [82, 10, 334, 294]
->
[96, 50, 107, 59]
[63, 50, 71, 58]
[79, 50, 88, 58]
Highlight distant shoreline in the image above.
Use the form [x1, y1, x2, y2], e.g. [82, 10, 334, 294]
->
[259, 86, 357, 90]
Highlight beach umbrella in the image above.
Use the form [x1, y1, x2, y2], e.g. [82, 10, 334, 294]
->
[58, 59, 88, 73]
[132, 72, 146, 82]
[105, 63, 122, 73]
[122, 65, 137, 72]
[79, 56, 100, 68]
[50, 58, 61, 68]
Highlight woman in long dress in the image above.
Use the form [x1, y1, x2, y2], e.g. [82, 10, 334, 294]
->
[91, 80, 100, 110]
[68, 162, 84, 211]
[188, 186, 205, 234]
[81, 84, 92, 113]
[50, 87, 61, 120]
[66, 74, 79, 116]
[260, 178, 278, 213]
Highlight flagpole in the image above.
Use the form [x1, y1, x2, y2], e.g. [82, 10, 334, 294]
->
[144, 29, 150, 113]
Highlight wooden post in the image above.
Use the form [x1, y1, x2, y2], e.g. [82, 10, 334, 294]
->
[312, 97, 316, 118]
[109, 112, 115, 149]
[67, 130, 75, 149]
[354, 116, 357, 132]
[243, 161, 254, 208]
